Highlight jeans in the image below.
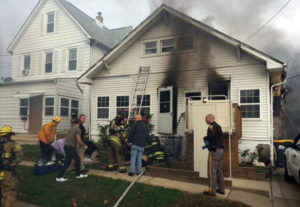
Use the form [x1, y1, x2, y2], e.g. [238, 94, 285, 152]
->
[58, 146, 81, 178]
[130, 145, 144, 174]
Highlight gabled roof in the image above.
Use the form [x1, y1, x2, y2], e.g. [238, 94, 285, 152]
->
[8, 0, 132, 52]
[78, 4, 286, 84]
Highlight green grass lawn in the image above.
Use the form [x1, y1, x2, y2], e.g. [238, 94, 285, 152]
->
[22, 145, 42, 162]
[17, 165, 248, 207]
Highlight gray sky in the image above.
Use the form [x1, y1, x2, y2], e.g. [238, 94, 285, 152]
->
[1, 0, 300, 79]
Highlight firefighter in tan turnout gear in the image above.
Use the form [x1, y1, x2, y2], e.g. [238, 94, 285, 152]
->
[0, 126, 23, 207]
[107, 115, 127, 173]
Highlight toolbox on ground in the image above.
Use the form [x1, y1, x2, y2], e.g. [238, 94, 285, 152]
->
[33, 161, 59, 176]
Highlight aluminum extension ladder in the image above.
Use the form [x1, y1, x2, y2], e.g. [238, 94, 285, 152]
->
[126, 66, 150, 124]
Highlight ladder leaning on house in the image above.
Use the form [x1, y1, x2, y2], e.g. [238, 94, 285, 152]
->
[126, 66, 150, 124]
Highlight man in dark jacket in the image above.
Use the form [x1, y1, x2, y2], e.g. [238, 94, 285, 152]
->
[128, 115, 150, 176]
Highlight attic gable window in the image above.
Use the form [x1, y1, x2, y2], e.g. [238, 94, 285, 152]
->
[68, 49, 77, 71]
[144, 41, 157, 54]
[178, 37, 193, 50]
[47, 13, 55, 33]
[161, 39, 174, 53]
[24, 55, 30, 70]
[45, 52, 53, 73]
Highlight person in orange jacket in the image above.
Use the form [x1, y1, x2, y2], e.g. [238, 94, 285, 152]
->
[38, 116, 61, 160]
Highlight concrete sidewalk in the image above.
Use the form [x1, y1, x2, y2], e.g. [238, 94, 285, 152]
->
[20, 160, 272, 206]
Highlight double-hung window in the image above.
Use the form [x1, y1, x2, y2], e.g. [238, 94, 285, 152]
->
[161, 39, 174, 53]
[116, 96, 129, 119]
[60, 98, 69, 117]
[45, 52, 53, 73]
[47, 13, 55, 33]
[97, 97, 109, 119]
[137, 95, 150, 115]
[144, 41, 157, 54]
[24, 55, 31, 70]
[240, 89, 260, 118]
[20, 99, 28, 116]
[45, 97, 54, 116]
[71, 100, 79, 118]
[68, 49, 77, 71]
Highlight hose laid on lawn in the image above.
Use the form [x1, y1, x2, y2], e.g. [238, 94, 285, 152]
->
[113, 169, 145, 207]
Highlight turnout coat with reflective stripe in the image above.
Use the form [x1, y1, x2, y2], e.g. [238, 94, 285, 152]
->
[38, 121, 57, 144]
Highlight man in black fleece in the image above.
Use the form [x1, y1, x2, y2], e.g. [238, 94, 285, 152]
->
[128, 115, 150, 176]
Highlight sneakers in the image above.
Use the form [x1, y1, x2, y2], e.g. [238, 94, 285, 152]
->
[76, 174, 88, 179]
[203, 191, 216, 196]
[56, 177, 68, 182]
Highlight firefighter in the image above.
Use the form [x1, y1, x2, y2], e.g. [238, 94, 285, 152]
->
[203, 114, 225, 196]
[0, 125, 23, 207]
[38, 116, 61, 160]
[107, 116, 127, 173]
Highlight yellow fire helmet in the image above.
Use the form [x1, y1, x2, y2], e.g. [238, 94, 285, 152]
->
[52, 116, 61, 123]
[0, 125, 15, 136]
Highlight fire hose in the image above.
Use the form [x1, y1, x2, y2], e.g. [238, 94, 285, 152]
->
[113, 169, 145, 207]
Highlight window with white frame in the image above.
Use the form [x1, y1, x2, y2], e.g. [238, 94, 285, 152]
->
[178, 36, 193, 50]
[137, 95, 150, 115]
[240, 89, 260, 118]
[144, 41, 157, 54]
[161, 39, 174, 53]
[24, 55, 31, 70]
[71, 100, 79, 118]
[45, 52, 53, 73]
[97, 97, 109, 119]
[68, 49, 77, 71]
[47, 12, 55, 33]
[44, 97, 54, 116]
[20, 99, 28, 116]
[116, 96, 129, 119]
[60, 98, 69, 117]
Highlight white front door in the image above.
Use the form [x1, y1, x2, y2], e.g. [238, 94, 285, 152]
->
[157, 86, 173, 134]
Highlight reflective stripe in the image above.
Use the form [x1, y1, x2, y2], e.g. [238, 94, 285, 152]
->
[156, 157, 164, 160]
[154, 151, 164, 156]
[14, 144, 22, 152]
[3, 152, 12, 158]
[109, 136, 121, 146]
[108, 164, 114, 168]
[0, 171, 4, 180]
[119, 166, 126, 170]
[151, 142, 158, 146]
[149, 154, 153, 158]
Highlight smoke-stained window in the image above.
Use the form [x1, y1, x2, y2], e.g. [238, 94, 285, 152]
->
[98, 97, 109, 119]
[144, 41, 157, 54]
[45, 97, 54, 116]
[137, 95, 150, 115]
[45, 52, 53, 73]
[240, 89, 260, 118]
[208, 80, 230, 100]
[161, 39, 174, 53]
[20, 99, 28, 116]
[116, 96, 129, 119]
[178, 37, 193, 50]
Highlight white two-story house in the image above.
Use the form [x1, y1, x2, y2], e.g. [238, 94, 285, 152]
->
[0, 0, 131, 133]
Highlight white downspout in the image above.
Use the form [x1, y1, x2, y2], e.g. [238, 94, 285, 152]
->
[270, 74, 287, 166]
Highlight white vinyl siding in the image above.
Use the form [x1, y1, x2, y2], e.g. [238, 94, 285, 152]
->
[178, 36, 193, 50]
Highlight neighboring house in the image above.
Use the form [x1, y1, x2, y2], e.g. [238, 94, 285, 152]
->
[0, 0, 131, 134]
[79, 4, 286, 154]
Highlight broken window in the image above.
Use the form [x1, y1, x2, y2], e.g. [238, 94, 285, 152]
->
[20, 99, 28, 116]
[161, 39, 174, 53]
[178, 37, 193, 50]
[45, 97, 54, 116]
[144, 41, 157, 54]
[137, 95, 150, 115]
[45, 52, 53, 73]
[208, 80, 230, 100]
[98, 96, 109, 119]
[240, 89, 260, 118]
[116, 96, 129, 119]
